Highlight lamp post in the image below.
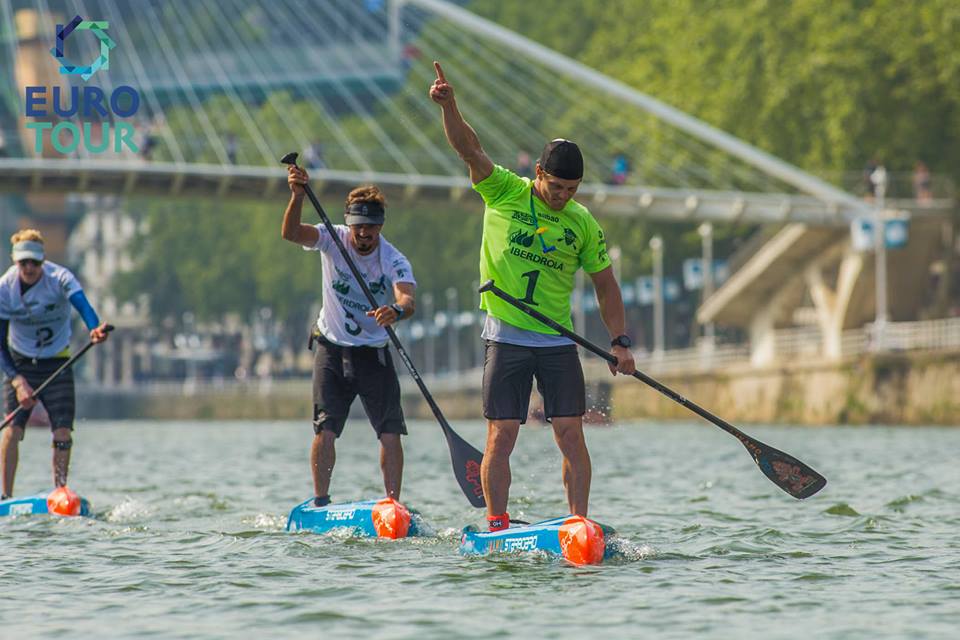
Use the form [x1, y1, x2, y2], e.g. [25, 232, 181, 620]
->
[871, 165, 889, 350]
[649, 235, 664, 358]
[698, 222, 715, 353]
[609, 245, 622, 283]
[423, 292, 435, 377]
[575, 269, 586, 337]
[473, 279, 483, 369]
[446, 287, 459, 375]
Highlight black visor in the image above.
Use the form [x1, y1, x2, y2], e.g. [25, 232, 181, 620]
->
[344, 202, 385, 225]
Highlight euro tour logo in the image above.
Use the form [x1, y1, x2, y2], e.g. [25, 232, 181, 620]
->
[24, 15, 140, 155]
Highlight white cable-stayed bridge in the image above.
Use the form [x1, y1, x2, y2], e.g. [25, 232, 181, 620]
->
[4, 0, 948, 224]
[1, 0, 956, 386]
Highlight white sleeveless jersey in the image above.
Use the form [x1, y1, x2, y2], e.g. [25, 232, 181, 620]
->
[0, 261, 83, 358]
[305, 224, 416, 347]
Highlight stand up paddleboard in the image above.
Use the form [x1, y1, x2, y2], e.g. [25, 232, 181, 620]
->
[286, 497, 417, 539]
[0, 487, 90, 517]
[460, 516, 608, 565]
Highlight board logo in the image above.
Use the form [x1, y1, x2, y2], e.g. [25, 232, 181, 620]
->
[503, 536, 538, 552]
[324, 508, 357, 521]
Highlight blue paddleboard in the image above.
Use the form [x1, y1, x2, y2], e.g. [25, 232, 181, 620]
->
[286, 497, 418, 538]
[0, 491, 91, 517]
[460, 515, 609, 565]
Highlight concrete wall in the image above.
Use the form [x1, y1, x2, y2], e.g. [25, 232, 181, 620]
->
[77, 350, 960, 425]
[608, 350, 960, 425]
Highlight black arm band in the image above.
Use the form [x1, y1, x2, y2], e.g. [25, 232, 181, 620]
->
[390, 303, 405, 319]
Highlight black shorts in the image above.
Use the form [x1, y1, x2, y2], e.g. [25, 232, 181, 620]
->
[312, 337, 406, 439]
[4, 351, 76, 433]
[482, 341, 585, 423]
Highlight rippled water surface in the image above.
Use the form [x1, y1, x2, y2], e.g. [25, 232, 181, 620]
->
[2, 420, 958, 639]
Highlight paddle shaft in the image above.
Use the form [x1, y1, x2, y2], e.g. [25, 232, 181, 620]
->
[282, 154, 485, 507]
[479, 281, 775, 449]
[481, 278, 827, 501]
[1, 325, 114, 431]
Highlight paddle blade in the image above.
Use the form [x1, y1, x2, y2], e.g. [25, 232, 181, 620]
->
[442, 423, 485, 508]
[738, 434, 827, 499]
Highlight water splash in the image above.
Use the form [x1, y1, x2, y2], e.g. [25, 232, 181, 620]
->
[104, 497, 152, 523]
[249, 513, 286, 531]
[605, 536, 655, 562]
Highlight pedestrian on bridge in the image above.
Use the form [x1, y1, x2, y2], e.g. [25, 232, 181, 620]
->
[429, 61, 636, 531]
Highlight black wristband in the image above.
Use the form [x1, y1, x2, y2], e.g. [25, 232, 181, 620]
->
[390, 303, 404, 319]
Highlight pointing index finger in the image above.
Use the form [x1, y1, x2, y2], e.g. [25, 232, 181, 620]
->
[433, 61, 446, 82]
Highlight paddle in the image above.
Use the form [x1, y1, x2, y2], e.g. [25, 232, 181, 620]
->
[1, 325, 114, 432]
[478, 279, 826, 500]
[280, 152, 485, 508]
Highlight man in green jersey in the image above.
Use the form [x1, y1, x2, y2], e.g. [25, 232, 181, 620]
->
[430, 62, 636, 530]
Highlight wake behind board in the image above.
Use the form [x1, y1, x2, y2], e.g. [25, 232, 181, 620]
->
[0, 488, 91, 517]
[460, 515, 608, 565]
[286, 497, 417, 539]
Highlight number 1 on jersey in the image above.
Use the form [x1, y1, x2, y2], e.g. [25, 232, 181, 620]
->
[519, 270, 540, 306]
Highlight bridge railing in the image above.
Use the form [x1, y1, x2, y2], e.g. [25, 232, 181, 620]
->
[620, 316, 960, 379]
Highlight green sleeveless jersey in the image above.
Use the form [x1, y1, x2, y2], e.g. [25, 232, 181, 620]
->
[473, 165, 611, 333]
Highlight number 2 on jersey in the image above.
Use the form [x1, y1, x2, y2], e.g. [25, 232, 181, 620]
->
[35, 327, 54, 348]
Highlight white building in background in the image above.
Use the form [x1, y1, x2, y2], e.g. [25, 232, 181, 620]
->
[67, 195, 149, 385]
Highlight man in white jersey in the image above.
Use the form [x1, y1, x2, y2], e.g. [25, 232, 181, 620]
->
[0, 229, 109, 498]
[282, 166, 416, 507]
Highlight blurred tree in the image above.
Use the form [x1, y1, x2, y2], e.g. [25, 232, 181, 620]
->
[121, 0, 960, 329]
[475, 0, 960, 176]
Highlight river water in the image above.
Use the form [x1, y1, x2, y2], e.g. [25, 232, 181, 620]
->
[1, 419, 957, 639]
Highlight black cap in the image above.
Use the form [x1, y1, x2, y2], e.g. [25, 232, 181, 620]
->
[344, 202, 385, 226]
[538, 138, 583, 180]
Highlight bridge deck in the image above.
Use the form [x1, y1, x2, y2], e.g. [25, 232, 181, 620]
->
[3, 158, 950, 225]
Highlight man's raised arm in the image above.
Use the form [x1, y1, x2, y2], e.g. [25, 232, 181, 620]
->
[429, 61, 494, 185]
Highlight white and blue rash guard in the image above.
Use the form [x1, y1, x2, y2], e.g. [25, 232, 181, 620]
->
[305, 224, 416, 347]
[0, 261, 100, 378]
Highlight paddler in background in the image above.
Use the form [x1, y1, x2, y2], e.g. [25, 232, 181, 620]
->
[282, 166, 417, 507]
[430, 61, 636, 531]
[0, 229, 110, 499]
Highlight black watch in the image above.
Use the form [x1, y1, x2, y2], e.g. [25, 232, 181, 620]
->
[390, 303, 404, 319]
[611, 334, 632, 349]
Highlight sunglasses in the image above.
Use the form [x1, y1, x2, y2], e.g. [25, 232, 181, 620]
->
[17, 259, 42, 267]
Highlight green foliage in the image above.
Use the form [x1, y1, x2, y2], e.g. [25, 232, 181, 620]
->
[115, 193, 484, 328]
[475, 0, 960, 175]
[115, 198, 321, 327]
[123, 0, 959, 326]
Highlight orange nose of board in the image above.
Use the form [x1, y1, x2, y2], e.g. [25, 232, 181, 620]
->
[559, 516, 605, 565]
[47, 487, 82, 516]
[371, 498, 411, 539]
